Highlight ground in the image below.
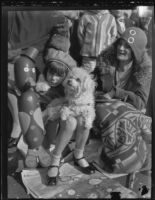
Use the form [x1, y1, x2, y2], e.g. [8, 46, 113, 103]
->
[7, 142, 151, 199]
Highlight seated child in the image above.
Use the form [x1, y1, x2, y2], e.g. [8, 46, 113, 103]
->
[36, 48, 77, 148]
[43, 67, 96, 186]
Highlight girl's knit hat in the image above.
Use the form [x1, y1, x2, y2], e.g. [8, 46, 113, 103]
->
[49, 33, 70, 53]
[45, 48, 77, 70]
[120, 27, 148, 63]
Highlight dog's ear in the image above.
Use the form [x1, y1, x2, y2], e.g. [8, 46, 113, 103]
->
[62, 78, 66, 87]
[62, 72, 69, 87]
[82, 75, 96, 93]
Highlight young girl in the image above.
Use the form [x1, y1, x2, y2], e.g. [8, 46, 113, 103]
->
[45, 70, 96, 186]
[36, 48, 77, 148]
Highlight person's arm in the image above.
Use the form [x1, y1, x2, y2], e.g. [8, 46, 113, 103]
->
[112, 86, 148, 109]
[108, 66, 152, 110]
[77, 15, 86, 47]
[109, 15, 118, 44]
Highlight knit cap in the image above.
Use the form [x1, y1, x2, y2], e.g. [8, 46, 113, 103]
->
[45, 48, 77, 70]
[49, 33, 70, 53]
[48, 18, 71, 52]
[120, 27, 147, 63]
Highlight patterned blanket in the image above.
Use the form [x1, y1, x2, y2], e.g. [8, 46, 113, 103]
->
[94, 99, 152, 173]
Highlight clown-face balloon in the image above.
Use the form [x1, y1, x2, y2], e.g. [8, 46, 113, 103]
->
[14, 47, 39, 91]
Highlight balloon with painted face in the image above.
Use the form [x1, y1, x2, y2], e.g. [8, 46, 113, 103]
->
[14, 47, 38, 91]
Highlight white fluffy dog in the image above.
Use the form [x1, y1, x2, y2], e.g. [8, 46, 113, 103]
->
[43, 67, 96, 129]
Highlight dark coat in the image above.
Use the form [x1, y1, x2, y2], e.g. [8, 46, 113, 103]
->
[8, 11, 68, 51]
[97, 45, 152, 110]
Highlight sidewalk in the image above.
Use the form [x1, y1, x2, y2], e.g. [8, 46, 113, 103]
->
[7, 141, 151, 198]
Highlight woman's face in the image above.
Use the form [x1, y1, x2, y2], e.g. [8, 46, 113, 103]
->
[116, 39, 133, 62]
[46, 70, 65, 87]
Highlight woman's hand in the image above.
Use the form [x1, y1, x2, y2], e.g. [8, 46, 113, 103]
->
[47, 98, 65, 107]
[95, 88, 115, 101]
[105, 87, 116, 99]
[102, 93, 112, 99]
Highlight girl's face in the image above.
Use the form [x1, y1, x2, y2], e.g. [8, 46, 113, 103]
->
[116, 39, 133, 62]
[46, 70, 65, 87]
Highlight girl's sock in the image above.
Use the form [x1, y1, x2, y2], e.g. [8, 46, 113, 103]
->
[11, 123, 21, 139]
[47, 153, 61, 177]
[74, 148, 89, 167]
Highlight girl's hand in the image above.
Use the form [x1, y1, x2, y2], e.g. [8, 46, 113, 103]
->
[26, 77, 36, 87]
[47, 98, 65, 107]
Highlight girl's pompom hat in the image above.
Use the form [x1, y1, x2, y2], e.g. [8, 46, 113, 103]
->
[45, 48, 77, 70]
[120, 27, 148, 63]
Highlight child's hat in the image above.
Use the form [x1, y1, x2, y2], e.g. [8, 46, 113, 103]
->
[120, 27, 147, 62]
[48, 34, 70, 53]
[45, 48, 77, 70]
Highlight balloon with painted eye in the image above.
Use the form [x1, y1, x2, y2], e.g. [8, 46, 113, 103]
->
[18, 88, 45, 148]
[14, 47, 39, 91]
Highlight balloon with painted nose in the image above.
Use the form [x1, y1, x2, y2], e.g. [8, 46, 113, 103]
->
[14, 47, 39, 91]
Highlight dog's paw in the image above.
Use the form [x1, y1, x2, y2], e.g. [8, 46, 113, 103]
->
[60, 107, 72, 120]
[36, 82, 50, 92]
[43, 106, 61, 121]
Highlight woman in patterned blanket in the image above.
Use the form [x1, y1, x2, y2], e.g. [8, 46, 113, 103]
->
[94, 27, 152, 173]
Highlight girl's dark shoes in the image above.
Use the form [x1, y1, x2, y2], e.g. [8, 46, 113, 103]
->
[73, 156, 96, 175]
[8, 137, 19, 148]
[47, 165, 60, 186]
[47, 175, 57, 186]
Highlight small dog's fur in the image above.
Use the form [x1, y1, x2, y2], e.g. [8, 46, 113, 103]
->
[43, 67, 96, 129]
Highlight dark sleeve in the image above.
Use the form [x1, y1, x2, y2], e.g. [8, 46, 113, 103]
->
[70, 19, 82, 64]
[114, 87, 147, 109]
[146, 80, 153, 116]
[39, 85, 65, 109]
[114, 64, 152, 110]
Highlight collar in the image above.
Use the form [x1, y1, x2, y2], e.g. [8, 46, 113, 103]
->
[117, 60, 133, 72]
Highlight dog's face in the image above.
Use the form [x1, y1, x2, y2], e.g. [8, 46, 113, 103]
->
[63, 68, 95, 98]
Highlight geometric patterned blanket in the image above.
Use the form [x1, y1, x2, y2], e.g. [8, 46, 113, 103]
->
[94, 99, 152, 173]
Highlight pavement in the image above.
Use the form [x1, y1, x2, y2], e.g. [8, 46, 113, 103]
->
[7, 141, 152, 199]
[7, 147, 30, 199]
